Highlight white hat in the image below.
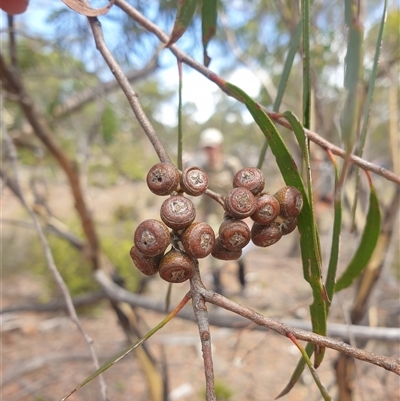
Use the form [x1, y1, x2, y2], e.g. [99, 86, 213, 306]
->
[199, 128, 223, 148]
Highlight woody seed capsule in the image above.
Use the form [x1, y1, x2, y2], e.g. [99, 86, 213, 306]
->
[160, 195, 196, 230]
[274, 186, 303, 218]
[251, 222, 282, 247]
[158, 249, 196, 283]
[146, 162, 180, 196]
[211, 237, 242, 261]
[233, 167, 265, 195]
[134, 219, 170, 257]
[251, 193, 280, 225]
[182, 222, 215, 259]
[180, 166, 209, 196]
[219, 219, 250, 250]
[279, 216, 298, 235]
[129, 246, 162, 276]
[225, 187, 256, 219]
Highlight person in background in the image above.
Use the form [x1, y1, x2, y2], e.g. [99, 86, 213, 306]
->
[197, 128, 248, 294]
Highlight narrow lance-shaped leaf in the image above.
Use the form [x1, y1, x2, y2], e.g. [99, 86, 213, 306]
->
[201, 0, 218, 67]
[258, 20, 302, 169]
[335, 174, 381, 292]
[283, 111, 320, 252]
[275, 343, 314, 399]
[59, 294, 191, 401]
[177, 60, 183, 171]
[358, 0, 387, 158]
[224, 82, 327, 356]
[282, 111, 325, 368]
[302, 0, 311, 129]
[341, 0, 364, 149]
[286, 333, 332, 401]
[325, 151, 342, 312]
[165, 0, 198, 48]
[350, 0, 387, 228]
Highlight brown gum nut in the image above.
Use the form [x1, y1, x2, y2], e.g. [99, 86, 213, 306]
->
[134, 219, 170, 257]
[158, 249, 195, 283]
[274, 186, 304, 218]
[233, 167, 265, 195]
[180, 166, 209, 196]
[279, 216, 299, 235]
[218, 219, 250, 250]
[129, 246, 162, 276]
[211, 237, 242, 260]
[251, 193, 281, 225]
[160, 195, 196, 230]
[251, 222, 282, 247]
[182, 222, 215, 259]
[225, 187, 256, 219]
[146, 162, 180, 196]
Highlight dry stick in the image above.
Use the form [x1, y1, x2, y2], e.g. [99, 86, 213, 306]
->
[200, 289, 400, 376]
[86, 16, 171, 164]
[204, 188, 225, 207]
[115, 0, 400, 187]
[1, 130, 109, 401]
[0, 53, 100, 268]
[95, 272, 400, 375]
[1, 281, 399, 343]
[54, 51, 159, 118]
[190, 263, 216, 401]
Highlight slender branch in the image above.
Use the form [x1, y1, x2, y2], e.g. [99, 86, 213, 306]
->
[95, 271, 400, 374]
[115, 0, 400, 186]
[200, 289, 400, 375]
[190, 262, 216, 401]
[0, 52, 100, 268]
[1, 177, 86, 251]
[1, 124, 108, 401]
[86, 16, 171, 164]
[53, 51, 159, 118]
[3, 351, 124, 386]
[1, 291, 106, 313]
[7, 16, 18, 69]
[1, 285, 399, 343]
[204, 188, 225, 207]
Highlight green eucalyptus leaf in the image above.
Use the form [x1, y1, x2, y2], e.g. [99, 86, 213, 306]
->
[165, 0, 198, 47]
[276, 343, 313, 399]
[225, 82, 327, 362]
[258, 21, 302, 169]
[325, 157, 342, 311]
[201, 0, 218, 67]
[282, 110, 325, 367]
[335, 182, 381, 292]
[302, 0, 311, 129]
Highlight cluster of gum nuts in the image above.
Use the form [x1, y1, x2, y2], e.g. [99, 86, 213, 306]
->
[130, 163, 303, 284]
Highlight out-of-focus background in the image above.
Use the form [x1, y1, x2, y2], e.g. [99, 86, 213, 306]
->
[1, 1, 399, 400]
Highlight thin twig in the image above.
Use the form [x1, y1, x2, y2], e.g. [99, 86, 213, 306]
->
[95, 270, 400, 375]
[1, 116, 109, 401]
[86, 16, 171, 164]
[1, 285, 399, 343]
[1, 291, 106, 314]
[190, 262, 216, 401]
[201, 289, 400, 375]
[115, 0, 400, 186]
[0, 52, 100, 268]
[7, 16, 18, 69]
[53, 50, 159, 118]
[204, 188, 225, 207]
